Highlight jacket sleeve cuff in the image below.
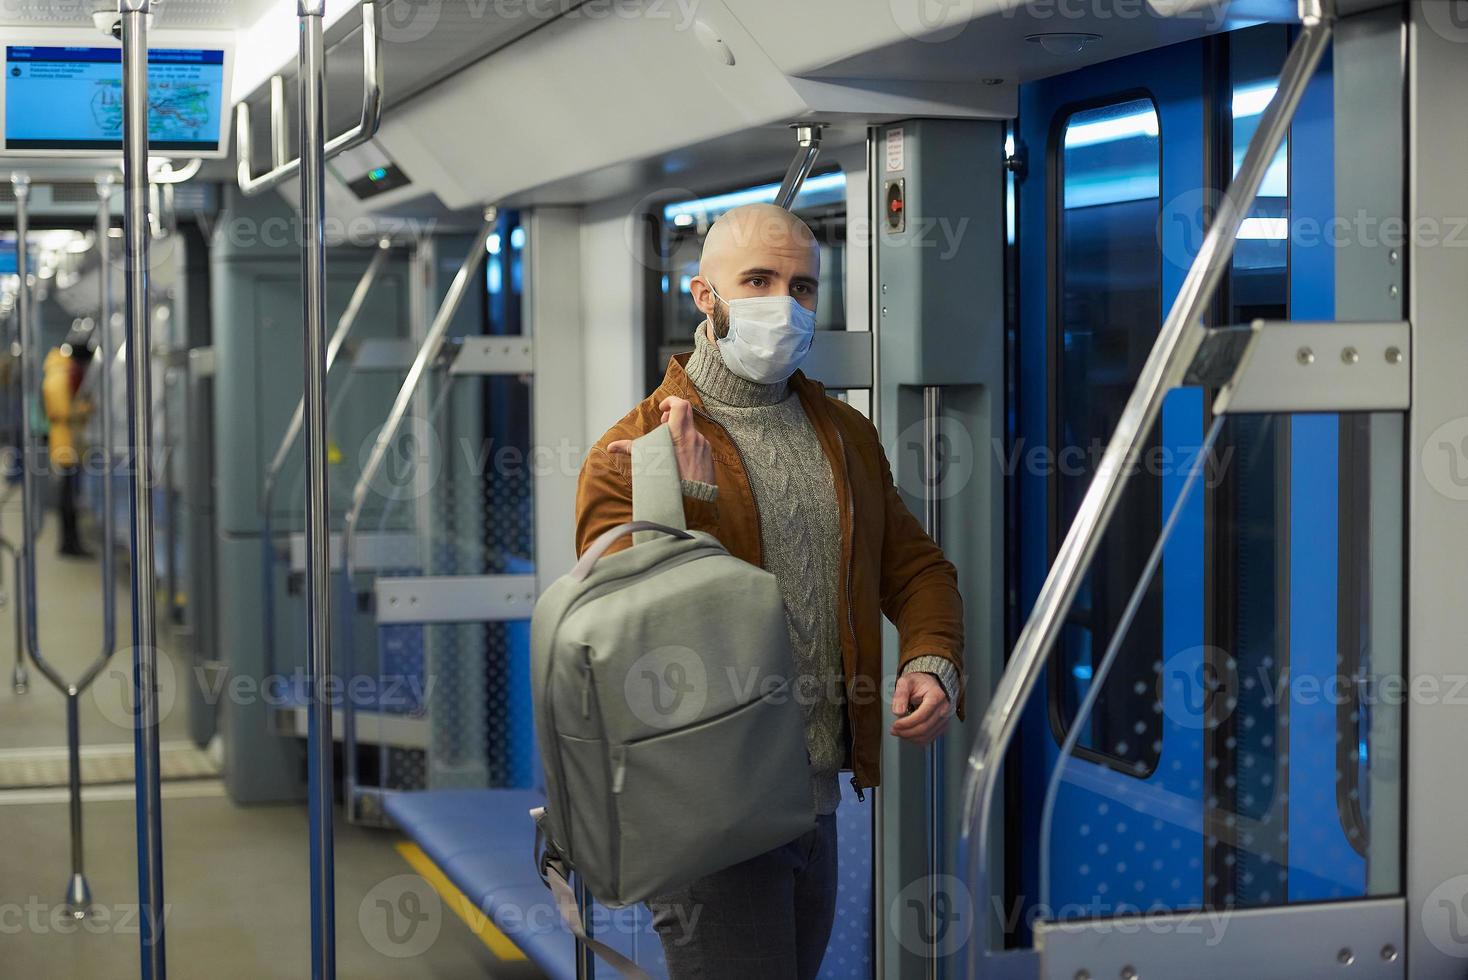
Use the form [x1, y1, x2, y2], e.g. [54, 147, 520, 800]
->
[902, 655, 961, 708]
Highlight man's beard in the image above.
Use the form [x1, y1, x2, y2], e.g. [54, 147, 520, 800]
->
[709, 298, 730, 339]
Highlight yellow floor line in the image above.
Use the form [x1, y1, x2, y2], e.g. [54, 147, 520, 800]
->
[395, 840, 528, 961]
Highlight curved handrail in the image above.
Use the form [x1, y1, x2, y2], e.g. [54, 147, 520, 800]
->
[336, 209, 496, 819]
[235, 0, 383, 197]
[958, 9, 1334, 974]
[150, 158, 202, 185]
[80, 175, 119, 694]
[340, 209, 498, 564]
[8, 168, 125, 917]
[259, 237, 393, 688]
[261, 238, 394, 510]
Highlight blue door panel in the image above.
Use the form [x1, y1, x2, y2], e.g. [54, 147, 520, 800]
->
[1016, 40, 1208, 919]
[1012, 28, 1358, 925]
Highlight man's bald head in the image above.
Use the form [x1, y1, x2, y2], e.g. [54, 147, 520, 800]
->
[692, 204, 821, 337]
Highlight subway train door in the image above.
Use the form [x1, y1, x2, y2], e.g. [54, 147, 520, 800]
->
[1010, 23, 1379, 931]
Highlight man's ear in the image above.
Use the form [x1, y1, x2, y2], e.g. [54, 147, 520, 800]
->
[689, 275, 716, 317]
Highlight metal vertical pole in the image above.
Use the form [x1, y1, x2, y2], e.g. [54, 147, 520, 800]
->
[9, 174, 32, 699]
[96, 176, 117, 676]
[271, 74, 291, 171]
[298, 3, 337, 977]
[866, 126, 885, 979]
[119, 2, 167, 976]
[921, 385, 943, 979]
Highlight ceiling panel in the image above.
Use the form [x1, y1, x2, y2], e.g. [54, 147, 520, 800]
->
[236, 0, 590, 167]
[0, 0, 278, 29]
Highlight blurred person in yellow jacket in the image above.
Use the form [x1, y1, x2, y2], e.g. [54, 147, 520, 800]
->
[42, 324, 94, 558]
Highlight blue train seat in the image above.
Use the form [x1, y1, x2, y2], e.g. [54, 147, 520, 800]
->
[385, 781, 873, 979]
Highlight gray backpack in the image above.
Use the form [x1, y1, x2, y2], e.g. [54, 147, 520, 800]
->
[530, 423, 816, 974]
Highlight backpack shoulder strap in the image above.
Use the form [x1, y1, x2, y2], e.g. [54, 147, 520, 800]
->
[630, 423, 686, 544]
[532, 807, 654, 980]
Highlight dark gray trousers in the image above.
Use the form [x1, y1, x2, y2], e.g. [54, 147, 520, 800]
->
[646, 813, 838, 980]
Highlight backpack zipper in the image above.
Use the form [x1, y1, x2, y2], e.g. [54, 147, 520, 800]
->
[610, 745, 627, 794]
[580, 648, 593, 719]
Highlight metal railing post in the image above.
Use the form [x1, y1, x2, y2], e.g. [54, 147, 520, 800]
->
[6, 166, 132, 925]
[774, 124, 824, 209]
[297, 2, 337, 976]
[94, 177, 118, 680]
[120, 1, 167, 975]
[958, 6, 1333, 974]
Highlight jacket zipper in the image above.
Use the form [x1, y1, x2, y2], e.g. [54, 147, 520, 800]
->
[696, 396, 864, 801]
[832, 424, 864, 802]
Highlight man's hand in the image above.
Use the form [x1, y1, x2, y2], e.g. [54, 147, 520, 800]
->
[890, 672, 952, 746]
[608, 396, 715, 485]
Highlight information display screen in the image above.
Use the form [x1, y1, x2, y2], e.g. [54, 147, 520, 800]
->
[5, 46, 225, 152]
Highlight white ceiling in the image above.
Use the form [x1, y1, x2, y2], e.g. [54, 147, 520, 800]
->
[0, 0, 280, 29]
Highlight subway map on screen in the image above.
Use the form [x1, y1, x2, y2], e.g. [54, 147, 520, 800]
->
[6, 46, 224, 151]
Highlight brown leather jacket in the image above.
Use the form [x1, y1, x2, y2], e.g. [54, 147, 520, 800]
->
[574, 353, 965, 792]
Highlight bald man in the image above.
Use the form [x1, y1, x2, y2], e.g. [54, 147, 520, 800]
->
[575, 204, 964, 979]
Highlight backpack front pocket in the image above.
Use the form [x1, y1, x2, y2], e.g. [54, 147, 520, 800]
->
[610, 683, 816, 904]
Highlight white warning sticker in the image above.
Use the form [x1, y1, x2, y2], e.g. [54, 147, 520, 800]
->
[885, 127, 905, 173]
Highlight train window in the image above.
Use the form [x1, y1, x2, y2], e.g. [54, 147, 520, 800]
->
[1046, 96, 1165, 777]
[485, 210, 526, 337]
[1207, 26, 1294, 907]
[646, 171, 847, 383]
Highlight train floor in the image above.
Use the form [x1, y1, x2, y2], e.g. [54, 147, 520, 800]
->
[0, 498, 546, 979]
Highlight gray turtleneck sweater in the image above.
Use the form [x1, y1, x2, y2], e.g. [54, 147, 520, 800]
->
[681, 323, 959, 815]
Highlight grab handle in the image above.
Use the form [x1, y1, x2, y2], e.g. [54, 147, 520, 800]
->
[235, 1, 383, 196]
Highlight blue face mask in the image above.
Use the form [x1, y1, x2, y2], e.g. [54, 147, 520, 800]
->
[704, 279, 817, 385]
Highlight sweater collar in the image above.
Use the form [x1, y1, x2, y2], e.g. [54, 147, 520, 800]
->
[682, 321, 789, 408]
